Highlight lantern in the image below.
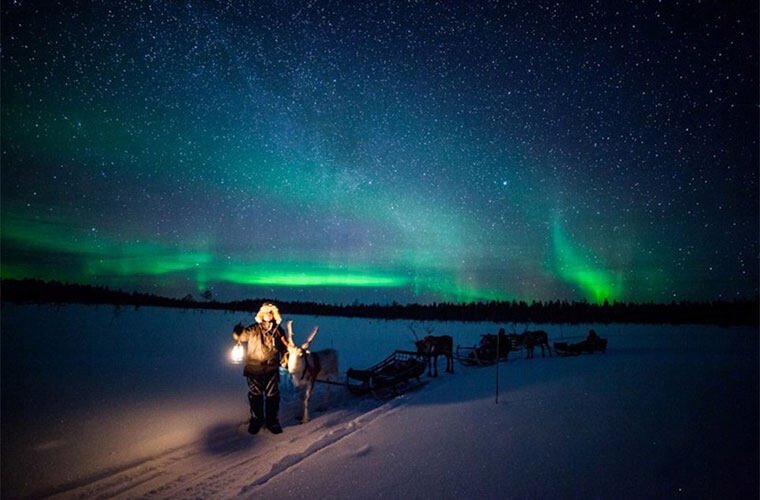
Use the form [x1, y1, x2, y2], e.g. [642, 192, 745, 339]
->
[231, 342, 244, 364]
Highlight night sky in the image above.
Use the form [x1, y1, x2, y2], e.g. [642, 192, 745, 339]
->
[1, 1, 757, 305]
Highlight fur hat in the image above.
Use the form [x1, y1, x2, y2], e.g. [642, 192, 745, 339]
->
[255, 302, 282, 324]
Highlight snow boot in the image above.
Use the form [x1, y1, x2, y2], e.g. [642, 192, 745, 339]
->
[248, 392, 264, 435]
[265, 394, 283, 434]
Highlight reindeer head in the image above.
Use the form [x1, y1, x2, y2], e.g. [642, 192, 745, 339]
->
[414, 338, 427, 354]
[410, 324, 435, 354]
[285, 320, 319, 374]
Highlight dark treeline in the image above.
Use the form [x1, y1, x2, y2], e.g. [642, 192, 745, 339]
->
[1, 278, 758, 326]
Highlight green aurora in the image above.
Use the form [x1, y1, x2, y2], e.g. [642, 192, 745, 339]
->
[2, 209, 649, 303]
[549, 219, 623, 303]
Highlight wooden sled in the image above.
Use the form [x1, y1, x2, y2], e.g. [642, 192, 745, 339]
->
[345, 350, 427, 398]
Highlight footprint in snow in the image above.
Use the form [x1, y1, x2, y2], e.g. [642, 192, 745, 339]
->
[31, 439, 67, 451]
[351, 444, 371, 457]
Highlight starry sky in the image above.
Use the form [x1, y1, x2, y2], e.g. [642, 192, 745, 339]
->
[1, 0, 757, 305]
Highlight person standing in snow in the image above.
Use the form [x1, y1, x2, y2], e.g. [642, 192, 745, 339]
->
[587, 329, 600, 343]
[232, 303, 289, 434]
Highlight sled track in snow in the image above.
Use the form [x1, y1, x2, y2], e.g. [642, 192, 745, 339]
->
[45, 395, 405, 499]
[239, 399, 405, 495]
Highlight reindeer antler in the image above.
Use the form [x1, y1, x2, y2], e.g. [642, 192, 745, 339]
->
[305, 326, 319, 346]
[286, 320, 295, 347]
[408, 324, 419, 341]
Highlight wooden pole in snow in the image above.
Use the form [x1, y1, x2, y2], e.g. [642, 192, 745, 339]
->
[495, 331, 500, 404]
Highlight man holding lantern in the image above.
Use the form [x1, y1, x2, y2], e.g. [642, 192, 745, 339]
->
[232, 303, 289, 434]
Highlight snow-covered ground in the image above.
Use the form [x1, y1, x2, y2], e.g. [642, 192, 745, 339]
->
[1, 304, 757, 499]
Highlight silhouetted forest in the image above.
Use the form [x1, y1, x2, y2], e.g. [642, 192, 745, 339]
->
[1, 278, 757, 326]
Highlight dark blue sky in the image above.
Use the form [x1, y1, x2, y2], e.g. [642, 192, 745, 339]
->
[1, 0, 757, 304]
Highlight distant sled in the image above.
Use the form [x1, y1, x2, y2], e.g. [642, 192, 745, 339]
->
[456, 334, 513, 366]
[455, 330, 533, 366]
[553, 335, 608, 356]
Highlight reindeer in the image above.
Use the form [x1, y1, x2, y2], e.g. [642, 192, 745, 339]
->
[284, 320, 339, 423]
[410, 325, 454, 377]
[522, 330, 552, 359]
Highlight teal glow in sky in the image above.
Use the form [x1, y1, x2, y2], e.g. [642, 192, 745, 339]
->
[1, 1, 757, 304]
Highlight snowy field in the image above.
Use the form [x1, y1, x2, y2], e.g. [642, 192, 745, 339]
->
[1, 304, 757, 499]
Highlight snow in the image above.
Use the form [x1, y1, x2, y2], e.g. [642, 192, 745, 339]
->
[1, 304, 757, 499]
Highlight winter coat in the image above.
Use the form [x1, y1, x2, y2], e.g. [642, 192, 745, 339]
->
[234, 321, 288, 376]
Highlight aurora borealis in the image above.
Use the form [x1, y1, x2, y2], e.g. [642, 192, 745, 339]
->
[1, 1, 757, 304]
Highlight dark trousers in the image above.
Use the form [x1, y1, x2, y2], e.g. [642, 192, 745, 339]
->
[246, 370, 280, 424]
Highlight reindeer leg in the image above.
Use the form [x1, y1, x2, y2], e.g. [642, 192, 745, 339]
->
[302, 382, 312, 423]
[297, 386, 306, 422]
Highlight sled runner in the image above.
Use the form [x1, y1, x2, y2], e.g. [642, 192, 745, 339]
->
[345, 350, 427, 398]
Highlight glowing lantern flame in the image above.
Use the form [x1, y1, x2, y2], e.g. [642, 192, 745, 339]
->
[231, 343, 244, 364]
